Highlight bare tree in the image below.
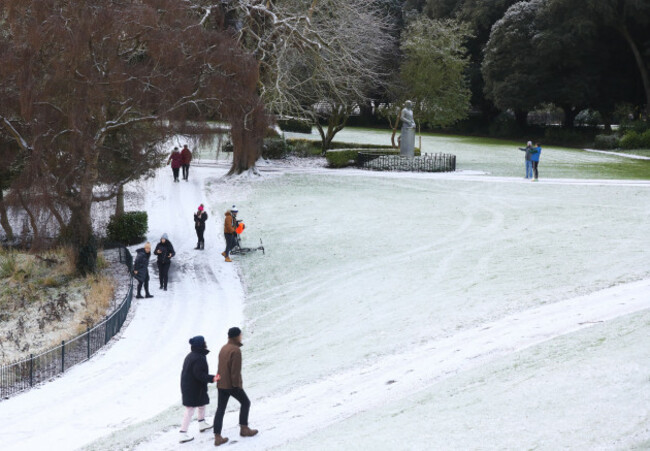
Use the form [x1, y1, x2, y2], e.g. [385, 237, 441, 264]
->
[191, 0, 395, 156]
[0, 0, 263, 272]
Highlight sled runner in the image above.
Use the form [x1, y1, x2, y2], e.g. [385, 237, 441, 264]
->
[230, 220, 265, 255]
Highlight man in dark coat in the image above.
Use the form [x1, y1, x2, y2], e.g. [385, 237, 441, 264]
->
[168, 147, 183, 182]
[179, 335, 215, 443]
[133, 243, 153, 299]
[212, 327, 258, 446]
[181, 144, 192, 181]
[154, 233, 175, 290]
[194, 204, 208, 250]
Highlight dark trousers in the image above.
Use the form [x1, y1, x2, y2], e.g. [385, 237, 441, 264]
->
[224, 233, 236, 257]
[196, 227, 205, 248]
[213, 388, 251, 434]
[532, 161, 539, 179]
[136, 274, 150, 296]
[172, 167, 180, 181]
[158, 262, 170, 288]
[182, 164, 190, 180]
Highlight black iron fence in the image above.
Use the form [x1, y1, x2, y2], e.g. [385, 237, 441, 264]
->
[0, 246, 134, 400]
[357, 151, 456, 172]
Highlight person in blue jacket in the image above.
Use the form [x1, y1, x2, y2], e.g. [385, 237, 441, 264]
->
[530, 143, 542, 181]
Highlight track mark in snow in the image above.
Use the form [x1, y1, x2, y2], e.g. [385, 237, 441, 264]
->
[135, 278, 650, 450]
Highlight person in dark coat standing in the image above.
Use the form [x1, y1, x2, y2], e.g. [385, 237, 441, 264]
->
[212, 327, 258, 447]
[168, 147, 183, 182]
[179, 335, 215, 443]
[133, 243, 153, 299]
[154, 233, 175, 290]
[194, 204, 208, 250]
[181, 145, 192, 181]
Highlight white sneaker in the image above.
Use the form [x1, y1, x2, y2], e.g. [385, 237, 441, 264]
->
[179, 431, 194, 443]
[198, 419, 213, 432]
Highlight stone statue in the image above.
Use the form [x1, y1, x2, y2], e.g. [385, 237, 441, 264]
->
[400, 101, 416, 157]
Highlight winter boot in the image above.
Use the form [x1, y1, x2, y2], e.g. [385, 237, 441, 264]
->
[198, 419, 212, 432]
[145, 293, 154, 298]
[221, 252, 226, 257]
[214, 435, 229, 446]
[195, 243, 201, 250]
[136, 292, 143, 299]
[224, 257, 232, 263]
[240, 425, 258, 437]
[200, 242, 205, 250]
[179, 431, 194, 443]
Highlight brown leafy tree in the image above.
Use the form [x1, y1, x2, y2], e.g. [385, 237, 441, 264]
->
[0, 0, 264, 272]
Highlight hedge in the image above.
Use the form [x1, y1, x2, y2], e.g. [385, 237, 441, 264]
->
[620, 130, 650, 150]
[277, 118, 313, 134]
[593, 134, 620, 150]
[325, 148, 421, 168]
[106, 211, 148, 245]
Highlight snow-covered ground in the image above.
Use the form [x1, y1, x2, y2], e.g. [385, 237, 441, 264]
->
[1, 131, 649, 451]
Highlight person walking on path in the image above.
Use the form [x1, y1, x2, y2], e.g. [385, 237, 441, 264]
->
[154, 233, 175, 290]
[133, 243, 153, 299]
[222, 206, 238, 263]
[194, 204, 208, 250]
[179, 336, 215, 444]
[168, 147, 183, 182]
[213, 327, 258, 446]
[530, 143, 542, 181]
[181, 145, 192, 181]
[519, 141, 534, 179]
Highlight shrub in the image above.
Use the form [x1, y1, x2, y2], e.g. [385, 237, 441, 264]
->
[593, 134, 620, 150]
[262, 138, 288, 159]
[277, 118, 313, 134]
[620, 131, 642, 149]
[106, 211, 148, 245]
[325, 149, 361, 168]
[641, 130, 650, 149]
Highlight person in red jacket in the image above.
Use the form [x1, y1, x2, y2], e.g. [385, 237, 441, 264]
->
[167, 147, 183, 182]
[181, 144, 192, 181]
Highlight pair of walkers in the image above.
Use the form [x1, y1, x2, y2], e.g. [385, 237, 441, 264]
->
[132, 234, 175, 297]
[519, 141, 542, 180]
[168, 145, 193, 182]
[179, 328, 258, 445]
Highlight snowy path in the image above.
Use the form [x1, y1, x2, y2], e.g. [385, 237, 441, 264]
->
[0, 167, 243, 451]
[135, 278, 650, 450]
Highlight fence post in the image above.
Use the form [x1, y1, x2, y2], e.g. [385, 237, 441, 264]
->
[61, 340, 65, 373]
[30, 354, 33, 387]
[87, 326, 91, 360]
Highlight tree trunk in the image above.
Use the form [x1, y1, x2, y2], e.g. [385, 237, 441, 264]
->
[115, 184, 125, 217]
[561, 105, 578, 128]
[18, 192, 40, 248]
[0, 188, 14, 241]
[514, 109, 528, 129]
[318, 105, 351, 154]
[618, 24, 650, 116]
[228, 103, 267, 176]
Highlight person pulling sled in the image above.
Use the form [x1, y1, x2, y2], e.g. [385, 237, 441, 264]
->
[222, 206, 238, 263]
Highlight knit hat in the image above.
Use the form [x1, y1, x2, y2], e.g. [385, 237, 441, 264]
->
[198, 204, 204, 212]
[161, 233, 168, 240]
[527, 141, 532, 146]
[189, 335, 206, 348]
[228, 327, 242, 339]
[231, 205, 238, 213]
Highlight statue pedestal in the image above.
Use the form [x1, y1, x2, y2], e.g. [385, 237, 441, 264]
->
[400, 128, 415, 157]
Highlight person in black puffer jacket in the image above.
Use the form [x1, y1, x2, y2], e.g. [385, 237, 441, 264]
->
[154, 233, 175, 290]
[133, 243, 153, 299]
[179, 335, 215, 443]
[194, 205, 208, 250]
